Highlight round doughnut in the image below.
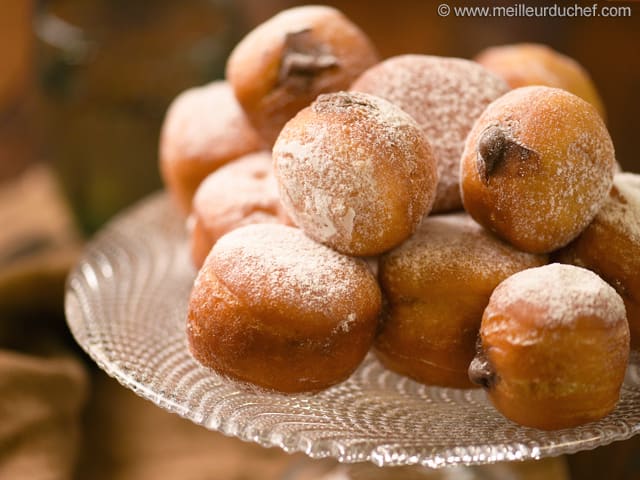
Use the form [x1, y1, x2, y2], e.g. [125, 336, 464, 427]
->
[159, 81, 263, 213]
[475, 43, 606, 119]
[273, 91, 438, 256]
[226, 5, 379, 145]
[554, 172, 640, 347]
[187, 223, 382, 393]
[460, 86, 615, 254]
[190, 151, 291, 269]
[377, 213, 546, 388]
[469, 263, 629, 430]
[351, 55, 509, 212]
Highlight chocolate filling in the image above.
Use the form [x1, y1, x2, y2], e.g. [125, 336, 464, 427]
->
[278, 28, 338, 89]
[476, 125, 539, 184]
[468, 337, 497, 389]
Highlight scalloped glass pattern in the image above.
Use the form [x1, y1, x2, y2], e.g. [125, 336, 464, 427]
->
[65, 193, 640, 468]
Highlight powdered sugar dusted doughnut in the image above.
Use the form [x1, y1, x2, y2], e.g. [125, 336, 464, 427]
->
[226, 5, 379, 145]
[555, 172, 640, 346]
[187, 224, 382, 393]
[273, 91, 438, 256]
[190, 151, 290, 269]
[475, 43, 606, 120]
[460, 86, 616, 253]
[160, 81, 263, 213]
[470, 263, 629, 430]
[351, 55, 509, 212]
[377, 213, 546, 388]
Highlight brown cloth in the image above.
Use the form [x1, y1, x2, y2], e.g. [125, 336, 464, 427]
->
[0, 351, 86, 480]
[0, 165, 584, 479]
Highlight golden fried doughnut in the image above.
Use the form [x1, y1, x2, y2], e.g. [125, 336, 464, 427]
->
[377, 213, 546, 388]
[351, 55, 509, 212]
[187, 224, 382, 393]
[159, 81, 263, 213]
[554, 172, 640, 347]
[226, 5, 378, 145]
[469, 263, 629, 430]
[273, 91, 438, 256]
[189, 151, 290, 269]
[460, 86, 615, 253]
[475, 43, 606, 119]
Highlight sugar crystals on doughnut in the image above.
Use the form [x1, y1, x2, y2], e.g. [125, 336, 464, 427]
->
[470, 263, 629, 430]
[189, 151, 290, 269]
[159, 81, 263, 213]
[554, 172, 640, 347]
[352, 55, 509, 212]
[187, 224, 382, 393]
[377, 213, 546, 388]
[460, 86, 616, 253]
[273, 91, 438, 256]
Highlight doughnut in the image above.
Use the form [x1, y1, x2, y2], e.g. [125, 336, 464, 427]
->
[351, 55, 509, 212]
[554, 173, 640, 347]
[475, 43, 606, 119]
[226, 5, 379, 145]
[273, 91, 438, 256]
[460, 86, 615, 254]
[187, 223, 382, 393]
[376, 213, 546, 388]
[159, 81, 263, 213]
[469, 263, 629, 430]
[189, 151, 291, 269]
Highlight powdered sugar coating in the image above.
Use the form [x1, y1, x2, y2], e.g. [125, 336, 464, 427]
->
[551, 172, 640, 346]
[159, 81, 264, 212]
[460, 86, 616, 253]
[190, 151, 288, 267]
[382, 213, 546, 291]
[351, 55, 509, 212]
[598, 173, 640, 245]
[208, 224, 380, 326]
[273, 91, 438, 256]
[486, 263, 626, 331]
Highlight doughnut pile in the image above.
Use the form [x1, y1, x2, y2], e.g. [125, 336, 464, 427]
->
[157, 5, 637, 430]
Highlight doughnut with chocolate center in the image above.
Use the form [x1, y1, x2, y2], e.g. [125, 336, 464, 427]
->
[469, 264, 629, 430]
[226, 5, 378, 145]
[460, 86, 615, 253]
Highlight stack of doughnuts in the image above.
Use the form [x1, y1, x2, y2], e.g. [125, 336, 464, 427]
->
[158, 5, 636, 430]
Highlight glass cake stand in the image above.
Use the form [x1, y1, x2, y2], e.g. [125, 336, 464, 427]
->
[65, 193, 640, 469]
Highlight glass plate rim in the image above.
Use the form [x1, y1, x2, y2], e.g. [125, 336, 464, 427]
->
[64, 192, 640, 469]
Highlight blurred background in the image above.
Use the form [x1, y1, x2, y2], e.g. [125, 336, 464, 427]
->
[0, 1, 638, 479]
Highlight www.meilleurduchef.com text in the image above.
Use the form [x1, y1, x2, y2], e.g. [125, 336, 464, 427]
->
[437, 3, 633, 18]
